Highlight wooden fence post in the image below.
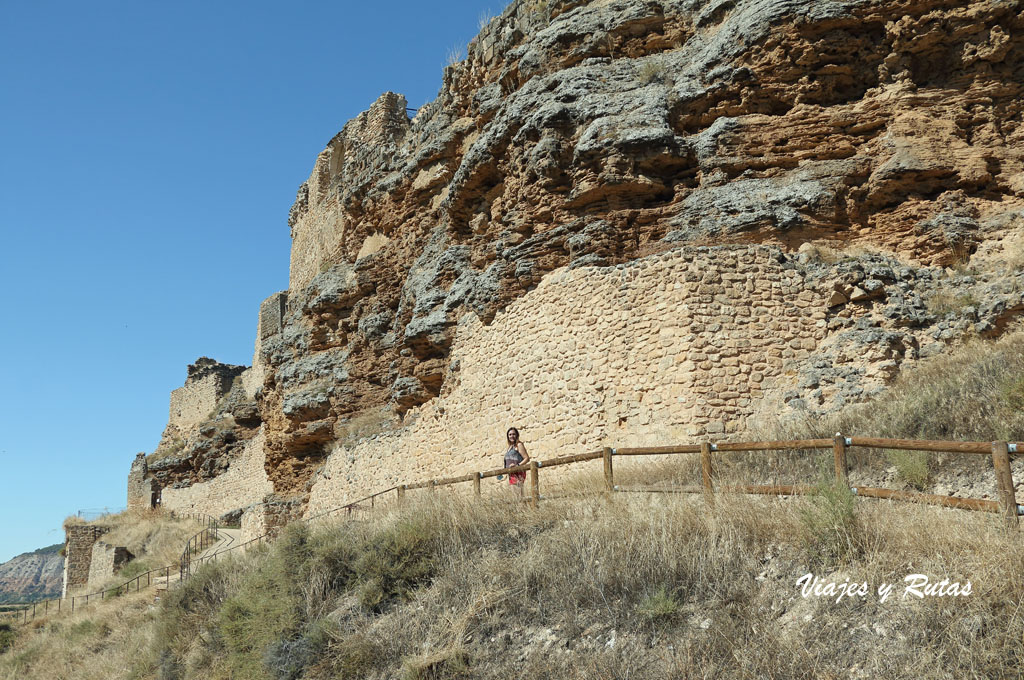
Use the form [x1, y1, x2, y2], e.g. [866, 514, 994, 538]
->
[833, 434, 848, 485]
[473, 472, 481, 496]
[700, 442, 713, 495]
[602, 447, 614, 492]
[991, 441, 1019, 528]
[530, 461, 540, 509]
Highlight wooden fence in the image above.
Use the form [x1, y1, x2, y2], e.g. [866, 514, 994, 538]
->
[382, 435, 1022, 529]
[5, 435, 1020, 627]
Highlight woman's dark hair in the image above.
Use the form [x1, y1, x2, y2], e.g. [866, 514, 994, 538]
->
[506, 427, 520, 443]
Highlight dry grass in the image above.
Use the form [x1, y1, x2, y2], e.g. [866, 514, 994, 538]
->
[925, 289, 979, 316]
[8, 489, 1017, 680]
[637, 61, 667, 85]
[99, 509, 202, 569]
[445, 45, 465, 68]
[750, 328, 1024, 488]
[6, 330, 1024, 677]
[0, 589, 156, 680]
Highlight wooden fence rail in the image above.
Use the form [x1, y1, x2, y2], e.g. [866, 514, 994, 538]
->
[390, 434, 1021, 530]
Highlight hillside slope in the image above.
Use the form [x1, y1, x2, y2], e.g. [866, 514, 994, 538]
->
[0, 545, 62, 605]
[2, 491, 1021, 680]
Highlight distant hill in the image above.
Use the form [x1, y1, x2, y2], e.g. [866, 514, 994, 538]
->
[0, 544, 63, 604]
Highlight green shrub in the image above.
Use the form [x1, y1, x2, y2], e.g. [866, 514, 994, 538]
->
[353, 518, 437, 612]
[637, 585, 681, 624]
[150, 559, 233, 677]
[217, 574, 301, 679]
[0, 623, 16, 654]
[799, 478, 861, 567]
[885, 449, 931, 490]
[117, 559, 152, 582]
[262, 635, 316, 680]
[155, 648, 182, 680]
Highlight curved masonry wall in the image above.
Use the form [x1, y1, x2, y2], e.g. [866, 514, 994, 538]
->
[161, 428, 273, 517]
[305, 245, 828, 517]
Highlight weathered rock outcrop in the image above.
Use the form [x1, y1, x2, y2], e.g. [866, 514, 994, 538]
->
[267, 0, 1024, 493]
[134, 0, 1024, 521]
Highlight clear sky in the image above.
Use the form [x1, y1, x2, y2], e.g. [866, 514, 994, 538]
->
[0, 0, 507, 563]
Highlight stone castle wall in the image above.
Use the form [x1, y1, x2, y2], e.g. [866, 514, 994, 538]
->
[126, 453, 151, 509]
[240, 501, 293, 544]
[304, 245, 828, 517]
[86, 542, 132, 591]
[242, 292, 289, 400]
[61, 525, 109, 597]
[160, 428, 273, 518]
[289, 92, 410, 290]
[168, 374, 227, 432]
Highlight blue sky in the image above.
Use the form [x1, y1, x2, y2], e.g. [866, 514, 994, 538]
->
[0, 0, 506, 563]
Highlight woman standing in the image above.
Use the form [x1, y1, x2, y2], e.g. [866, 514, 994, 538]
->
[504, 427, 531, 495]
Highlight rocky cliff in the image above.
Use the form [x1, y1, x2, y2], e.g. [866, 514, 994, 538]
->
[134, 0, 1024, 526]
[0, 545, 62, 604]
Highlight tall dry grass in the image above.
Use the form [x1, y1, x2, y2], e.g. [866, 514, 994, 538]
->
[740, 329, 1024, 490]
[0, 589, 156, 680]
[2, 489, 1003, 680]
[759, 329, 1024, 443]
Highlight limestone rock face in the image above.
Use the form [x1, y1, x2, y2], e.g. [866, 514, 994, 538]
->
[254, 0, 1024, 497]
